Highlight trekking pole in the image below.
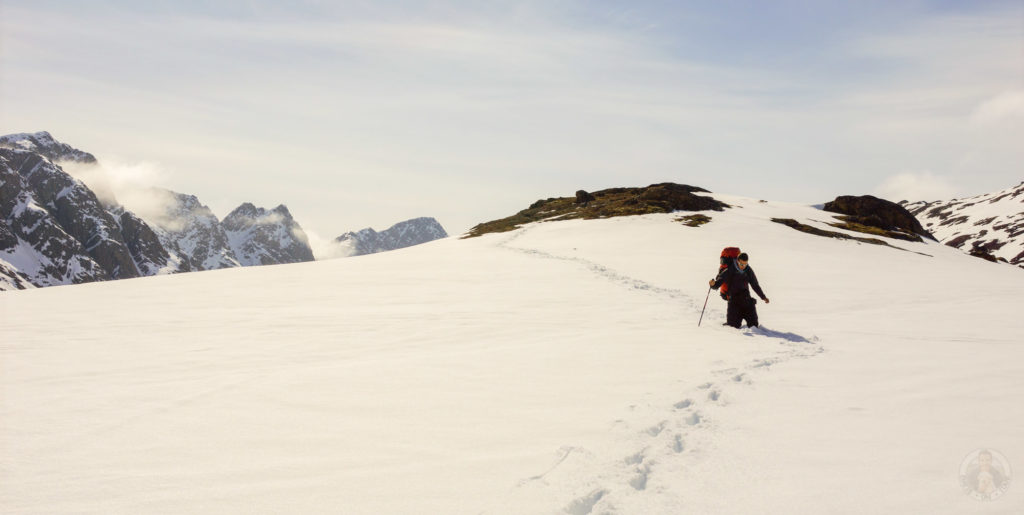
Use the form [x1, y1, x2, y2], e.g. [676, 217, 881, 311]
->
[698, 286, 712, 327]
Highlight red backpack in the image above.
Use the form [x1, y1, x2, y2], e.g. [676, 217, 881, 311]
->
[717, 247, 741, 300]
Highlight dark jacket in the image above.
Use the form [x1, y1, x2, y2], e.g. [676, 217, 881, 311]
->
[712, 262, 766, 301]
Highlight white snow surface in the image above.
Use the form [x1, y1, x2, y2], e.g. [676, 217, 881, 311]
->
[1, 195, 1022, 514]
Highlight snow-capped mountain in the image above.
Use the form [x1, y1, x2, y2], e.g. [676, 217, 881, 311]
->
[1, 149, 107, 289]
[143, 189, 242, 271]
[900, 181, 1024, 267]
[0, 131, 97, 164]
[107, 205, 191, 276]
[0, 147, 140, 289]
[222, 203, 314, 266]
[0, 131, 340, 288]
[335, 217, 448, 256]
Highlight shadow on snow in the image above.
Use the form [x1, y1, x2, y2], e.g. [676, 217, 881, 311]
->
[742, 326, 817, 344]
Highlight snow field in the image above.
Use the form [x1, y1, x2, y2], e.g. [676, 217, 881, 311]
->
[2, 194, 1022, 513]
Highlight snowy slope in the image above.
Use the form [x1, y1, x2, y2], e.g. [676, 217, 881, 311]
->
[1, 195, 1021, 514]
[901, 181, 1024, 267]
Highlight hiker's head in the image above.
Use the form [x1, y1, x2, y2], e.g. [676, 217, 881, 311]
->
[737, 252, 749, 269]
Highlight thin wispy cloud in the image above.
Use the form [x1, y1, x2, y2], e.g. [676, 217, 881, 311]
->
[3, 2, 1021, 234]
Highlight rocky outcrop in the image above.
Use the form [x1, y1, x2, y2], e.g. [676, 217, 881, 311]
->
[0, 131, 97, 164]
[2, 148, 139, 280]
[901, 181, 1024, 267]
[1, 148, 109, 289]
[222, 203, 314, 266]
[109, 205, 191, 276]
[0, 260, 35, 290]
[146, 190, 241, 271]
[466, 183, 727, 238]
[335, 217, 448, 256]
[575, 190, 596, 205]
[822, 195, 934, 242]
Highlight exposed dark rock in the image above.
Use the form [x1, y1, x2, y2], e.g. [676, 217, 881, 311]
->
[969, 248, 1000, 263]
[110, 206, 190, 275]
[575, 190, 596, 205]
[770, 217, 929, 257]
[465, 183, 727, 238]
[1, 148, 108, 288]
[823, 195, 935, 241]
[971, 238, 1006, 253]
[771, 218, 887, 246]
[637, 183, 724, 211]
[675, 214, 712, 227]
[2, 148, 138, 280]
[945, 235, 972, 249]
[530, 198, 557, 210]
[939, 215, 970, 227]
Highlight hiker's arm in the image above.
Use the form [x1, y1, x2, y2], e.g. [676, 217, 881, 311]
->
[749, 270, 768, 301]
[710, 268, 730, 289]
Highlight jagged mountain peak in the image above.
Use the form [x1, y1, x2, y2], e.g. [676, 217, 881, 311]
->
[223, 202, 313, 266]
[0, 146, 138, 288]
[0, 131, 97, 164]
[225, 202, 295, 223]
[335, 217, 448, 256]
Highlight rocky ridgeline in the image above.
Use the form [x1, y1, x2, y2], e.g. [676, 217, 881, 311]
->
[1, 147, 139, 288]
[1, 132, 449, 290]
[107, 205, 190, 276]
[1, 149, 108, 288]
[0, 131, 97, 164]
[900, 182, 1024, 267]
[0, 133, 315, 290]
[223, 203, 315, 266]
[335, 217, 448, 256]
[146, 189, 242, 271]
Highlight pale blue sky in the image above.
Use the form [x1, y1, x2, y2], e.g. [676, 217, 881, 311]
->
[2, 1, 1022, 241]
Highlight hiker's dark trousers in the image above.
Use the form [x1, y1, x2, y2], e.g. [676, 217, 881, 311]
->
[726, 293, 758, 328]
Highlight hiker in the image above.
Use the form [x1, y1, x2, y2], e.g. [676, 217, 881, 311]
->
[709, 252, 769, 328]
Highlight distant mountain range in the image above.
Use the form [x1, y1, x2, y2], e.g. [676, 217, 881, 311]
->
[336, 218, 448, 256]
[0, 132, 448, 290]
[900, 181, 1024, 268]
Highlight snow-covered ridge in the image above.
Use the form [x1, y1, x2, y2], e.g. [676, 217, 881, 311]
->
[144, 189, 242, 271]
[0, 131, 97, 164]
[0, 132, 325, 288]
[901, 181, 1024, 267]
[335, 216, 448, 256]
[222, 203, 314, 266]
